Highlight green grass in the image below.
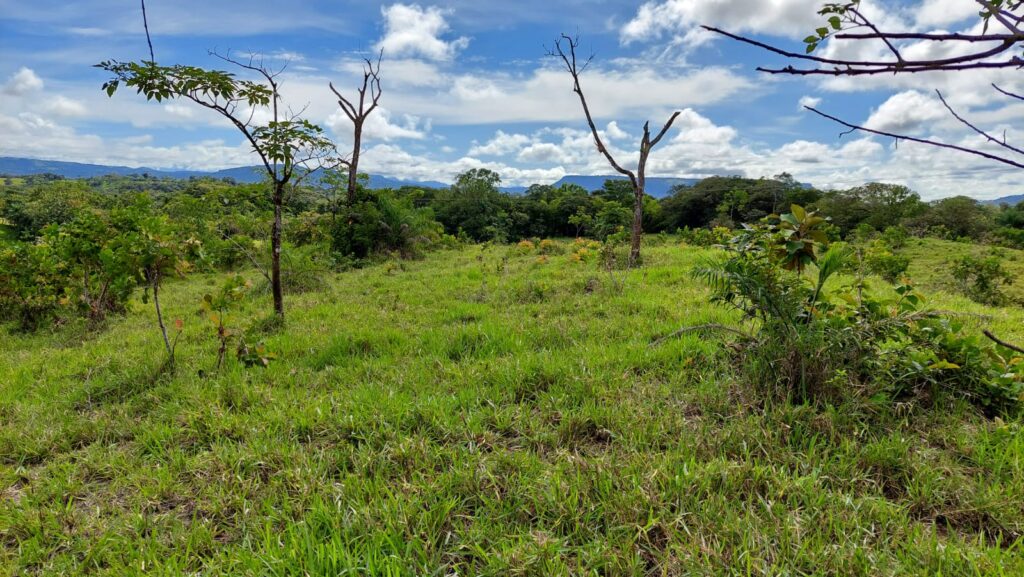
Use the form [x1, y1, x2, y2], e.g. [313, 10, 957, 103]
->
[1, 239, 1023, 576]
[903, 237, 1024, 303]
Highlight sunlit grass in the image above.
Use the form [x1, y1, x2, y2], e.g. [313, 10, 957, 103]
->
[1, 239, 1022, 576]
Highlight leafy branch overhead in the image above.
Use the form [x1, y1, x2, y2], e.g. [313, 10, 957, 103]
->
[704, 0, 1024, 172]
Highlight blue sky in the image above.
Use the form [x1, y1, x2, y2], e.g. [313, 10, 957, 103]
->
[1, 0, 1022, 199]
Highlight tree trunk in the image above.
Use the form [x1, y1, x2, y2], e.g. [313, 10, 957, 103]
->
[271, 181, 285, 319]
[629, 189, 643, 267]
[152, 273, 173, 363]
[347, 120, 363, 205]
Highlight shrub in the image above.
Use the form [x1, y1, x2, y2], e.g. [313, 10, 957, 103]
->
[692, 205, 1022, 415]
[538, 239, 565, 255]
[0, 243, 64, 330]
[881, 225, 910, 249]
[678, 226, 730, 247]
[950, 254, 1014, 306]
[332, 191, 442, 259]
[864, 240, 910, 283]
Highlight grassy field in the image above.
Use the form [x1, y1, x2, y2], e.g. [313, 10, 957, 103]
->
[1, 239, 1023, 575]
[903, 237, 1024, 304]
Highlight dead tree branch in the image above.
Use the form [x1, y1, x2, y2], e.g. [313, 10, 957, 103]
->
[548, 33, 680, 266]
[984, 330, 1024, 354]
[330, 50, 383, 205]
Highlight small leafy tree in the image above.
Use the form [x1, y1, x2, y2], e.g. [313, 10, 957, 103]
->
[116, 205, 191, 366]
[97, 54, 334, 320]
[44, 212, 136, 323]
[200, 274, 251, 370]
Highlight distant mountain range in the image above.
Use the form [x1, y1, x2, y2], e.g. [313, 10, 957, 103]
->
[10, 156, 1017, 204]
[0, 157, 450, 192]
[551, 175, 703, 197]
[982, 194, 1024, 206]
[0, 157, 717, 198]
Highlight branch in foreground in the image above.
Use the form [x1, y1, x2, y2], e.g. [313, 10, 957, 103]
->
[805, 106, 1024, 170]
[984, 330, 1024, 354]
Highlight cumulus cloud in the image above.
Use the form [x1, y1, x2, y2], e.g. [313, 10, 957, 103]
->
[864, 91, 947, 133]
[376, 4, 469, 61]
[327, 106, 430, 142]
[620, 0, 829, 47]
[469, 130, 532, 156]
[3, 67, 44, 96]
[798, 95, 822, 110]
[46, 96, 87, 117]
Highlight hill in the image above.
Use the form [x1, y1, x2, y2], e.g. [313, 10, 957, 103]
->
[983, 194, 1024, 206]
[0, 157, 448, 190]
[553, 174, 703, 197]
[2, 157, 724, 196]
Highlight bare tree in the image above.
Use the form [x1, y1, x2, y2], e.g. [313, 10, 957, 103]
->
[330, 51, 383, 206]
[549, 34, 681, 266]
[704, 0, 1024, 171]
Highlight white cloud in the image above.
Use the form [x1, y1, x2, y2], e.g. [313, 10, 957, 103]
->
[46, 96, 86, 117]
[327, 106, 430, 142]
[620, 0, 829, 47]
[798, 95, 821, 110]
[864, 91, 947, 133]
[376, 4, 470, 62]
[517, 142, 568, 164]
[3, 67, 44, 96]
[469, 130, 532, 156]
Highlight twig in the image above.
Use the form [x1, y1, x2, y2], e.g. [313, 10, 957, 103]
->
[984, 330, 1024, 354]
[141, 0, 155, 62]
[805, 106, 1024, 170]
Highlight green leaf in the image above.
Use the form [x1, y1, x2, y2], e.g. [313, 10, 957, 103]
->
[816, 27, 829, 38]
[790, 204, 807, 221]
[829, 16, 842, 29]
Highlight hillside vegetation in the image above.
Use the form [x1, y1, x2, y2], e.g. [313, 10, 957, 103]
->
[2, 239, 1023, 576]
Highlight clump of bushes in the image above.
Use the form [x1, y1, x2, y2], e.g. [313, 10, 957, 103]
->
[950, 253, 1015, 306]
[864, 240, 910, 283]
[692, 205, 1023, 416]
[678, 226, 731, 247]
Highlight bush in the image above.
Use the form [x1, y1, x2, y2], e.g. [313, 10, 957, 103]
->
[950, 253, 1014, 306]
[0, 243, 64, 329]
[332, 191, 442, 259]
[692, 205, 1023, 415]
[864, 240, 910, 283]
[678, 226, 731, 247]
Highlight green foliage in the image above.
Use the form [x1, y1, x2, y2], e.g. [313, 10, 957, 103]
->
[951, 253, 1015, 306]
[200, 274, 250, 369]
[678, 226, 732, 247]
[695, 205, 1023, 414]
[331, 190, 443, 259]
[0, 243, 64, 329]
[864, 240, 910, 283]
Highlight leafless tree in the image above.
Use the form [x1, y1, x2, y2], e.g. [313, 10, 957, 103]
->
[330, 51, 383, 205]
[549, 33, 681, 266]
[703, 0, 1024, 171]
